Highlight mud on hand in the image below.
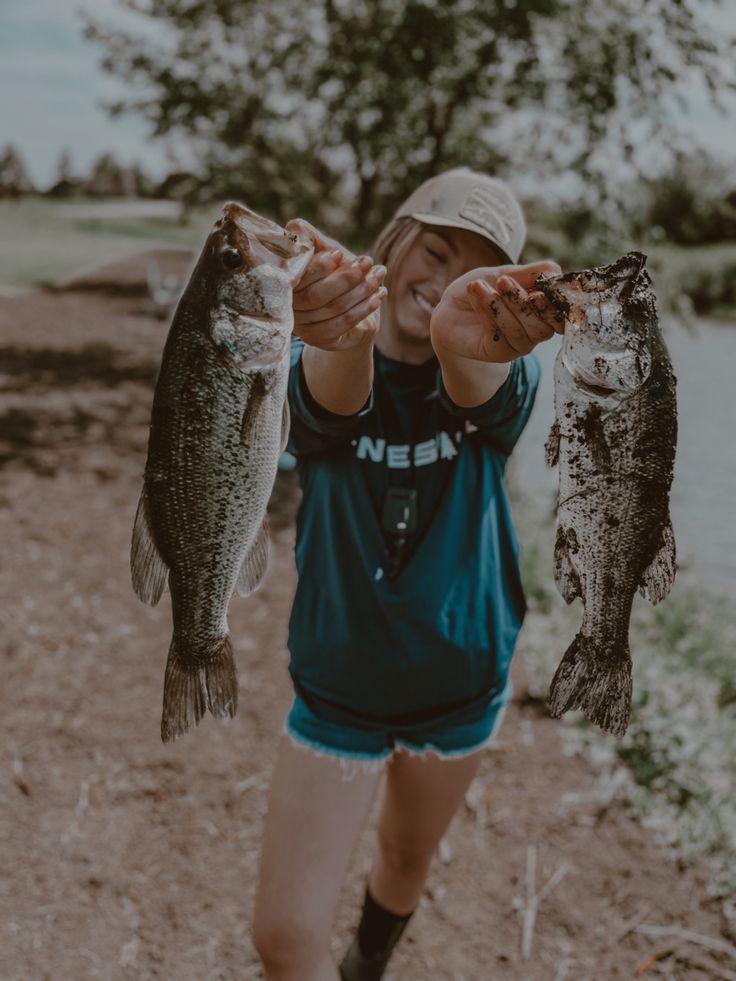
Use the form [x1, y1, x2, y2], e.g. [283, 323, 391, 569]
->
[430, 260, 563, 364]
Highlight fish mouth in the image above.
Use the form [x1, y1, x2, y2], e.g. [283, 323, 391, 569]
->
[215, 202, 312, 282]
[573, 377, 621, 399]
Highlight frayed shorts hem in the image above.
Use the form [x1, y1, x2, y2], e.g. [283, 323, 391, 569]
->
[282, 689, 509, 781]
[283, 718, 392, 779]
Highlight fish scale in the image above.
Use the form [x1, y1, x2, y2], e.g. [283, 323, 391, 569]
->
[130, 202, 312, 742]
[537, 252, 677, 736]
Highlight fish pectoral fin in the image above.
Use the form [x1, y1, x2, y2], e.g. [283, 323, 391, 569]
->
[280, 396, 290, 454]
[241, 374, 267, 445]
[130, 484, 169, 605]
[235, 521, 270, 597]
[545, 420, 560, 468]
[638, 516, 676, 605]
[553, 524, 581, 604]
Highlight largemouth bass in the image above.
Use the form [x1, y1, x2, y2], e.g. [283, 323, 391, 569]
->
[131, 202, 312, 742]
[536, 252, 677, 736]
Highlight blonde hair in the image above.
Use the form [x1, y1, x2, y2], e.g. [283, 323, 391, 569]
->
[370, 216, 424, 293]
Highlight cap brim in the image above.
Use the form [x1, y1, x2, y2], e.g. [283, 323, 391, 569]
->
[410, 212, 515, 265]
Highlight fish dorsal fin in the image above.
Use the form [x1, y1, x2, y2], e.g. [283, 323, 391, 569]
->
[130, 484, 169, 605]
[638, 517, 676, 605]
[545, 420, 560, 468]
[235, 521, 270, 597]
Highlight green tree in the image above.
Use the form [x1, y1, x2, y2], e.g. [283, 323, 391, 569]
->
[0, 144, 35, 198]
[47, 149, 83, 197]
[642, 149, 736, 245]
[84, 0, 736, 244]
[85, 151, 136, 197]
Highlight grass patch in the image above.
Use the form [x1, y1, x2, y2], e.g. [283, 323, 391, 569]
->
[0, 197, 215, 290]
[513, 491, 736, 921]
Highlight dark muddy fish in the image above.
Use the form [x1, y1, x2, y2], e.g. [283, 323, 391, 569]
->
[131, 202, 312, 742]
[536, 252, 677, 736]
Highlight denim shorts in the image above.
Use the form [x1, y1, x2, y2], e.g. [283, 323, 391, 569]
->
[284, 682, 511, 778]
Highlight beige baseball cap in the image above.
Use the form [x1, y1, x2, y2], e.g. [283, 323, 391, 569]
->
[393, 167, 526, 264]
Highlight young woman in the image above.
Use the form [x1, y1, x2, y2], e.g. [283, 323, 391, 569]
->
[252, 168, 563, 981]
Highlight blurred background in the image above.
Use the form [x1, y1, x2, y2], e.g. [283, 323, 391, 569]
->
[1, 2, 735, 978]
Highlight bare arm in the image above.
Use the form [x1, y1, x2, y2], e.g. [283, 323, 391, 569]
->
[301, 341, 375, 415]
[438, 356, 511, 408]
[286, 219, 386, 415]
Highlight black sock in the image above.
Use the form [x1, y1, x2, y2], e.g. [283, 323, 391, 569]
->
[356, 887, 414, 960]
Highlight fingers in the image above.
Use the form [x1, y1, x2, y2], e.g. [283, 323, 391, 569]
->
[454, 258, 562, 300]
[296, 286, 387, 349]
[294, 246, 345, 293]
[285, 217, 357, 293]
[285, 217, 388, 348]
[294, 257, 386, 324]
[467, 276, 560, 356]
[496, 276, 557, 344]
[528, 289, 566, 334]
[498, 259, 563, 291]
[467, 281, 534, 356]
[300, 265, 386, 327]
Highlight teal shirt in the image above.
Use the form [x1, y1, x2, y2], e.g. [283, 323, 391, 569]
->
[286, 340, 541, 723]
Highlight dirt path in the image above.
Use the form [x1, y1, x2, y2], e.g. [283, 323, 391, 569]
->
[1, 261, 733, 980]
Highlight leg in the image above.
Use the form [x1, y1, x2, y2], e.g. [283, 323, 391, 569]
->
[339, 749, 484, 980]
[369, 748, 484, 913]
[252, 735, 382, 981]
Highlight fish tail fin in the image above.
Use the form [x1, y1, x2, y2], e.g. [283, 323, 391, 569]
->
[160, 635, 238, 743]
[548, 634, 632, 737]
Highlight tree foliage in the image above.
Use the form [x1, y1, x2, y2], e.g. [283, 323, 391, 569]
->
[84, 0, 736, 244]
[639, 150, 736, 245]
[85, 152, 137, 197]
[0, 144, 35, 198]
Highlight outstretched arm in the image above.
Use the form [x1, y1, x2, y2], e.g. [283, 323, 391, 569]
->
[286, 218, 387, 415]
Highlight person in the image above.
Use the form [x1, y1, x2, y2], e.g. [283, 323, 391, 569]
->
[251, 167, 563, 981]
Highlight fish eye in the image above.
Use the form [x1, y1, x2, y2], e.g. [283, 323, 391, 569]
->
[221, 247, 243, 270]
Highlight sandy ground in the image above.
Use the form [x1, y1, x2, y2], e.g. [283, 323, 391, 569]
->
[1, 254, 734, 981]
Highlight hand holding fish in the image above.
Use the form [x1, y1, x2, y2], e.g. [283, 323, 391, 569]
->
[430, 260, 563, 364]
[286, 218, 387, 352]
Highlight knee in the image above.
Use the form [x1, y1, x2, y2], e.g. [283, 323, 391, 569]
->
[252, 907, 325, 974]
[376, 828, 433, 881]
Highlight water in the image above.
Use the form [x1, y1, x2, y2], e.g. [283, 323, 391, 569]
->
[512, 317, 736, 598]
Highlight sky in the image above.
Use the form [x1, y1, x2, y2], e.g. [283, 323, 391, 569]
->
[0, 0, 175, 187]
[1, 0, 735, 189]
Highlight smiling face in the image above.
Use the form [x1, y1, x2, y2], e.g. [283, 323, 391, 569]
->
[379, 224, 505, 363]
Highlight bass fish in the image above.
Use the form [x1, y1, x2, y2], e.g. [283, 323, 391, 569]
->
[131, 202, 312, 742]
[537, 252, 677, 736]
